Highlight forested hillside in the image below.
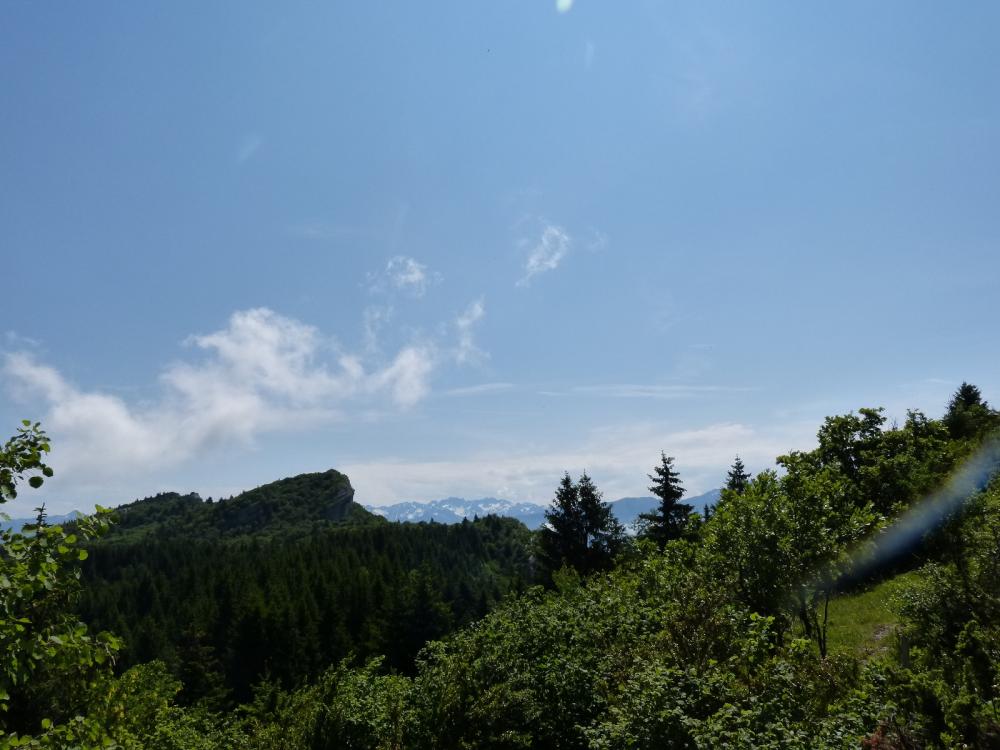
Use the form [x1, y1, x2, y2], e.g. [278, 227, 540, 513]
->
[2, 383, 999, 748]
[76, 474, 533, 705]
[102, 469, 373, 541]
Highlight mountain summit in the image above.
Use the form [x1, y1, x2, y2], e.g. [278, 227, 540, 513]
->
[108, 469, 375, 540]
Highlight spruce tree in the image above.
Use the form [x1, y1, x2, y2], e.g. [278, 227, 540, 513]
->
[576, 472, 626, 573]
[944, 382, 995, 439]
[539, 473, 586, 578]
[725, 455, 752, 494]
[638, 453, 690, 548]
[539, 472, 625, 578]
[707, 455, 753, 519]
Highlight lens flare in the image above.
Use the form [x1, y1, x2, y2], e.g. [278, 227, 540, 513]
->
[835, 433, 1000, 589]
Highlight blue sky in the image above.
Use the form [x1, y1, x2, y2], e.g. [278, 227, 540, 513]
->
[3, 2, 999, 514]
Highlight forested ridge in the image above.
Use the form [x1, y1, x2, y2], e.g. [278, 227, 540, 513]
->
[100, 468, 373, 542]
[1, 382, 999, 748]
[79, 514, 533, 705]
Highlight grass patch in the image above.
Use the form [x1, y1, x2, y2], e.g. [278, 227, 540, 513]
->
[823, 571, 920, 658]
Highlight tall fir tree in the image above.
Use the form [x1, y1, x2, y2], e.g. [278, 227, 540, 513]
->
[539, 472, 625, 579]
[576, 472, 626, 573]
[707, 455, 753, 520]
[638, 453, 691, 548]
[725, 455, 752, 494]
[539, 473, 586, 578]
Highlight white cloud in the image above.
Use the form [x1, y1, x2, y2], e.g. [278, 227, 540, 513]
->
[369, 256, 441, 298]
[346, 419, 816, 506]
[2, 308, 436, 500]
[366, 346, 435, 407]
[556, 0, 574, 13]
[455, 298, 487, 365]
[518, 225, 570, 286]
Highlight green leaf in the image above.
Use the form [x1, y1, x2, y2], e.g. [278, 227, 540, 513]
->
[28, 476, 43, 489]
[78, 549, 89, 561]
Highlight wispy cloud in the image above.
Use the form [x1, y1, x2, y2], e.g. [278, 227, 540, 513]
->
[667, 28, 743, 123]
[4, 331, 41, 349]
[444, 382, 513, 397]
[518, 225, 571, 287]
[569, 384, 753, 399]
[369, 256, 442, 298]
[236, 133, 263, 164]
[455, 298, 487, 365]
[2, 308, 436, 499]
[362, 305, 394, 354]
[585, 227, 608, 252]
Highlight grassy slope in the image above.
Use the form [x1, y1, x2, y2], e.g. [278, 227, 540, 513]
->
[823, 571, 920, 658]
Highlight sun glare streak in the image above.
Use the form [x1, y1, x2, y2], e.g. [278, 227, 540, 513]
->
[835, 433, 1000, 589]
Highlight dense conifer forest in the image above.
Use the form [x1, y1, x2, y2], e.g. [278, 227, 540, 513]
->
[1, 383, 999, 747]
[79, 509, 533, 705]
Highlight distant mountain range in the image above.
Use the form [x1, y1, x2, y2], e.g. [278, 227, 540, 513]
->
[1, 510, 83, 533]
[366, 498, 549, 528]
[2, 484, 724, 537]
[366, 489, 722, 531]
[609, 489, 721, 530]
